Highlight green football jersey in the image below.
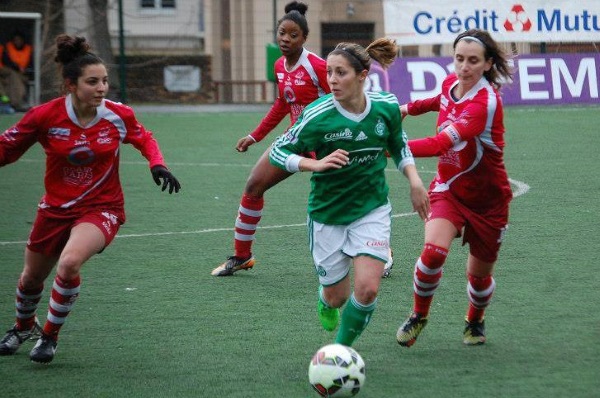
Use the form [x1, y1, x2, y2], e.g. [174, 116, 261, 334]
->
[270, 91, 415, 225]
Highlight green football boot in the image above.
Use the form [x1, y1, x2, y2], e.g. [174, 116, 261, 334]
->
[317, 301, 340, 332]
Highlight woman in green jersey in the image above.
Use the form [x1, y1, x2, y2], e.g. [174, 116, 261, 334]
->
[269, 38, 429, 347]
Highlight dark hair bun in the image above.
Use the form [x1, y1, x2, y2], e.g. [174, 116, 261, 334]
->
[284, 1, 308, 15]
[54, 34, 91, 65]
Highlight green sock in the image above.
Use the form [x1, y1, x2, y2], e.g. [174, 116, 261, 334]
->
[318, 285, 328, 307]
[335, 293, 376, 346]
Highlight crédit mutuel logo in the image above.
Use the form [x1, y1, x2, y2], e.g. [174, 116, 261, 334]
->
[504, 4, 532, 32]
[412, 3, 598, 36]
[501, 3, 599, 34]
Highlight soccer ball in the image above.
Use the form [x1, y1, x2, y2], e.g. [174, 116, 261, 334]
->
[308, 344, 366, 397]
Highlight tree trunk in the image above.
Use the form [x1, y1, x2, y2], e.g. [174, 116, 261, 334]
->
[88, 0, 122, 101]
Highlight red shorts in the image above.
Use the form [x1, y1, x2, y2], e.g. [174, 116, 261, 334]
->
[27, 207, 124, 257]
[429, 191, 509, 263]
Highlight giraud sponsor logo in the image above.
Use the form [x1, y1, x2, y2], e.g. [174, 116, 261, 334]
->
[324, 128, 354, 142]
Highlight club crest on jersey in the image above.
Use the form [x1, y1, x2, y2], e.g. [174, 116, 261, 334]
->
[324, 128, 353, 142]
[48, 127, 71, 140]
[68, 146, 95, 166]
[284, 86, 296, 103]
[375, 118, 385, 136]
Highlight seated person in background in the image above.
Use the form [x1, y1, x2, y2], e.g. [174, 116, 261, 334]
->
[1, 31, 32, 111]
[0, 43, 16, 114]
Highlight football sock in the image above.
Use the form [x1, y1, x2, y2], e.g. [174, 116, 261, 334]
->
[318, 285, 332, 308]
[15, 279, 43, 331]
[317, 286, 340, 331]
[466, 274, 496, 322]
[43, 275, 81, 341]
[234, 194, 264, 259]
[412, 244, 448, 317]
[335, 293, 376, 347]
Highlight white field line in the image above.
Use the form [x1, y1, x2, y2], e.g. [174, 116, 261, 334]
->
[19, 159, 247, 167]
[0, 168, 530, 245]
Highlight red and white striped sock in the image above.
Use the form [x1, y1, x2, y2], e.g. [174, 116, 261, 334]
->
[234, 194, 264, 259]
[466, 274, 496, 322]
[43, 275, 81, 341]
[412, 244, 448, 317]
[15, 279, 43, 331]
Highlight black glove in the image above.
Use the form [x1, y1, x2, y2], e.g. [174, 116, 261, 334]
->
[151, 165, 181, 194]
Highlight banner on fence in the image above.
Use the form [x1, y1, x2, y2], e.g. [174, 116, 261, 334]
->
[366, 53, 599, 106]
[383, 0, 600, 44]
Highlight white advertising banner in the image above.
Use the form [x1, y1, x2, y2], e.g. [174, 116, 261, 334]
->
[383, 0, 600, 44]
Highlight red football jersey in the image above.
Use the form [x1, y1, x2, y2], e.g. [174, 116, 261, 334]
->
[0, 95, 166, 213]
[250, 48, 329, 142]
[407, 74, 512, 210]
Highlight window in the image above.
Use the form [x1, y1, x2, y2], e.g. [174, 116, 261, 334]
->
[321, 23, 374, 58]
[141, 0, 176, 9]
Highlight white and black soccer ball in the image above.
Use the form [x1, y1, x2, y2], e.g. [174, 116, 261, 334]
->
[308, 344, 366, 397]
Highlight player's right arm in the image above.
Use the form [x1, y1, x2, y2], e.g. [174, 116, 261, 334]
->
[237, 96, 290, 152]
[409, 99, 491, 158]
[246, 96, 290, 144]
[238, 59, 290, 152]
[405, 94, 441, 116]
[269, 133, 348, 173]
[0, 110, 39, 166]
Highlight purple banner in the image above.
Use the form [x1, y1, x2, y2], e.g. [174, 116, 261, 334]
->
[377, 53, 600, 106]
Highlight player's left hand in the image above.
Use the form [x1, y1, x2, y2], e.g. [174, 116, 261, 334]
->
[305, 149, 349, 172]
[410, 184, 429, 221]
[236, 136, 256, 152]
[151, 166, 181, 194]
[399, 104, 408, 119]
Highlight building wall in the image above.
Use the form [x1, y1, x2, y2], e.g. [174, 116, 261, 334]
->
[63, 1, 387, 102]
[63, 1, 597, 104]
[108, 0, 204, 55]
[210, 0, 386, 102]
